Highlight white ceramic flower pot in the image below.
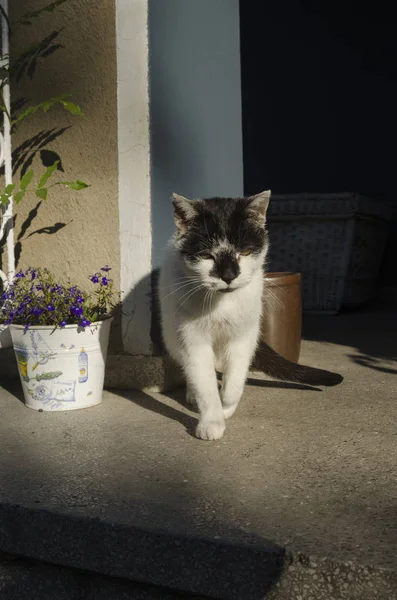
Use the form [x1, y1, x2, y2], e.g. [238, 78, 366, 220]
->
[0, 323, 12, 348]
[10, 319, 112, 411]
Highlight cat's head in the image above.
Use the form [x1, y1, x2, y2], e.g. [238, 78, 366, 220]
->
[172, 191, 270, 292]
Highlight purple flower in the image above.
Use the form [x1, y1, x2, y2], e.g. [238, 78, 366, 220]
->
[36, 284, 43, 291]
[31, 271, 36, 280]
[24, 323, 31, 332]
[32, 308, 44, 316]
[51, 285, 64, 295]
[15, 270, 25, 278]
[76, 295, 84, 303]
[101, 277, 109, 286]
[101, 265, 111, 272]
[80, 318, 91, 327]
[47, 304, 55, 312]
[90, 275, 99, 284]
[70, 305, 83, 317]
[3, 289, 15, 300]
[60, 320, 67, 328]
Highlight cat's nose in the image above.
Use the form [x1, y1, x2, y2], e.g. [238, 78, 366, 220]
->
[221, 271, 237, 285]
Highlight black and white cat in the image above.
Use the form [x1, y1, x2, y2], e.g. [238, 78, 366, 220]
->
[159, 191, 342, 441]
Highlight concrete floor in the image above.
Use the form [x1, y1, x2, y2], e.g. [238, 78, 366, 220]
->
[0, 292, 396, 599]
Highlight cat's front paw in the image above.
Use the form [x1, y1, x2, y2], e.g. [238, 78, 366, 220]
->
[196, 419, 225, 441]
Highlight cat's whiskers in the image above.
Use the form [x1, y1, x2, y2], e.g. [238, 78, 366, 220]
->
[262, 285, 285, 313]
[160, 279, 203, 301]
[176, 283, 206, 311]
[202, 288, 215, 318]
[164, 276, 202, 289]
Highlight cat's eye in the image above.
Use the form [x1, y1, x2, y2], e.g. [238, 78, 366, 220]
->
[201, 253, 214, 260]
[239, 249, 252, 256]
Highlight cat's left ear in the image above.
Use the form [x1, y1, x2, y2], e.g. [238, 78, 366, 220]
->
[246, 190, 271, 226]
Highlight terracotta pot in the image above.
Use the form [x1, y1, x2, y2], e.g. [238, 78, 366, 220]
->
[258, 272, 302, 363]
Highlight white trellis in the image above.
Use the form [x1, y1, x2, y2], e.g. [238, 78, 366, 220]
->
[0, 0, 15, 288]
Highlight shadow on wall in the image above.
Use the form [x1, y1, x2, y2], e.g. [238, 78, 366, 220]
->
[302, 288, 397, 375]
[150, 268, 165, 355]
[0, 25, 81, 280]
[106, 270, 163, 359]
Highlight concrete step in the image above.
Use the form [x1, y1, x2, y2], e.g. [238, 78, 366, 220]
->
[1, 302, 397, 599]
[0, 554, 206, 599]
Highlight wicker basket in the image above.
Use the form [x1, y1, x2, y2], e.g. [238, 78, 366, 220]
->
[266, 193, 391, 313]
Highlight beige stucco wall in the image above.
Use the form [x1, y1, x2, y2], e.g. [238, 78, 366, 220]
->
[8, 0, 120, 293]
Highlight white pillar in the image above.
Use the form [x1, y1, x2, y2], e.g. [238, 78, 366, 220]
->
[116, 0, 152, 355]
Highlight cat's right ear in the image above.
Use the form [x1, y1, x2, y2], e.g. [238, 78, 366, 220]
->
[172, 193, 197, 234]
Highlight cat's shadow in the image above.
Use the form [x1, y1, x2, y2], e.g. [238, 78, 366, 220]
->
[114, 388, 199, 438]
[245, 376, 322, 392]
[165, 376, 322, 414]
[114, 377, 322, 440]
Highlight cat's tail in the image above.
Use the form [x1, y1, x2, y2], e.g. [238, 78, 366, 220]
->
[253, 340, 343, 387]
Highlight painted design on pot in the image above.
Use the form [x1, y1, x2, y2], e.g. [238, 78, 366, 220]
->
[52, 380, 76, 402]
[26, 379, 77, 405]
[14, 345, 29, 382]
[60, 343, 75, 350]
[29, 330, 57, 370]
[24, 370, 63, 383]
[26, 388, 65, 411]
[78, 347, 88, 383]
[30, 383, 52, 403]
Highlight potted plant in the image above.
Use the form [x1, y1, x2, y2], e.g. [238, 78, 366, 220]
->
[1, 265, 118, 411]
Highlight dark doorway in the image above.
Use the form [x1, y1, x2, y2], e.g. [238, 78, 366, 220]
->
[240, 0, 397, 200]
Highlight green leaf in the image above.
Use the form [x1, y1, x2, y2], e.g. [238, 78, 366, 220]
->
[42, 99, 55, 112]
[35, 187, 48, 200]
[42, 93, 71, 112]
[11, 94, 72, 127]
[5, 183, 16, 194]
[14, 190, 26, 205]
[20, 170, 34, 190]
[60, 101, 84, 117]
[11, 104, 39, 125]
[38, 161, 59, 188]
[0, 185, 15, 204]
[61, 180, 89, 191]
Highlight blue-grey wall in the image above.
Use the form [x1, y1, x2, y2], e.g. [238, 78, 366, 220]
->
[149, 0, 243, 267]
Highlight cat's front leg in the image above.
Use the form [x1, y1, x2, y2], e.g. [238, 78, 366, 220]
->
[181, 342, 225, 440]
[221, 330, 258, 419]
[185, 383, 196, 407]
